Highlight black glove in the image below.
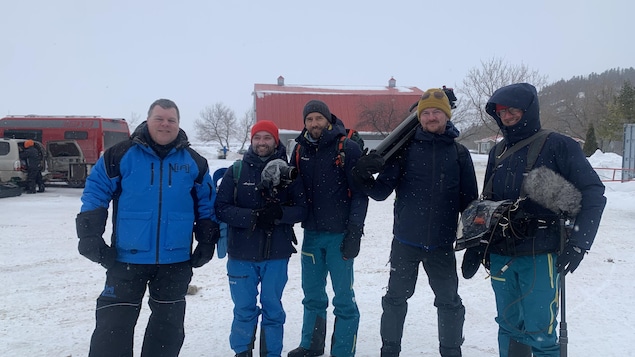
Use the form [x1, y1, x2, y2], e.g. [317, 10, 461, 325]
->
[191, 242, 215, 268]
[191, 219, 220, 268]
[461, 246, 485, 279]
[194, 219, 220, 245]
[351, 152, 384, 190]
[255, 202, 283, 231]
[341, 224, 363, 260]
[557, 245, 586, 275]
[76, 208, 117, 269]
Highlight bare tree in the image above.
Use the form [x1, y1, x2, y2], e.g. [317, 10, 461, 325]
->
[194, 102, 236, 150]
[457, 57, 548, 137]
[236, 109, 256, 151]
[356, 98, 413, 137]
[127, 112, 142, 133]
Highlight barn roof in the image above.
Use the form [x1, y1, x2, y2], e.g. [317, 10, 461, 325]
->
[253, 79, 425, 132]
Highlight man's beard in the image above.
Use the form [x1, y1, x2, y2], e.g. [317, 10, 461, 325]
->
[255, 145, 275, 157]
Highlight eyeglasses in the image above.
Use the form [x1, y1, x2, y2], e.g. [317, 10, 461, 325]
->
[496, 107, 523, 117]
[420, 90, 446, 100]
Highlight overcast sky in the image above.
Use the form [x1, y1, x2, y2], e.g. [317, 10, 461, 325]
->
[1, 0, 632, 135]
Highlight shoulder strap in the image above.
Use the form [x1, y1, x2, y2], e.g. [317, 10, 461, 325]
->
[335, 136, 347, 168]
[483, 129, 551, 198]
[294, 144, 301, 168]
[524, 130, 552, 172]
[455, 142, 468, 166]
[232, 160, 242, 203]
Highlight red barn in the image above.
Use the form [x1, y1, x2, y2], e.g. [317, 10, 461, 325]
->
[253, 76, 424, 132]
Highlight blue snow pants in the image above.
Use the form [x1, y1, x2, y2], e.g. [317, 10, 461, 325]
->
[227, 257, 289, 357]
[490, 253, 560, 357]
[298, 230, 359, 357]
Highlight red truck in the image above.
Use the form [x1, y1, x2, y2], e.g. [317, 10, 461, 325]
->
[0, 115, 130, 187]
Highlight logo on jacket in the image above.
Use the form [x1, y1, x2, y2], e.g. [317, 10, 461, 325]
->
[169, 163, 191, 174]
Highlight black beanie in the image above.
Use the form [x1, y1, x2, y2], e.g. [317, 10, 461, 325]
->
[303, 100, 333, 123]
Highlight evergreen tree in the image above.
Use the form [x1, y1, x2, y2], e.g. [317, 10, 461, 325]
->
[583, 124, 599, 156]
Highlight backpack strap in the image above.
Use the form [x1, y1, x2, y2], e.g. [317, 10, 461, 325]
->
[294, 144, 301, 168]
[334, 136, 347, 168]
[232, 159, 242, 203]
[455, 142, 468, 168]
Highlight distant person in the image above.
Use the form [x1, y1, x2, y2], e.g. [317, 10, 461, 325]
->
[215, 120, 307, 357]
[351, 88, 478, 357]
[287, 100, 369, 357]
[19, 139, 41, 194]
[464, 83, 606, 356]
[76, 98, 219, 357]
[34, 142, 46, 192]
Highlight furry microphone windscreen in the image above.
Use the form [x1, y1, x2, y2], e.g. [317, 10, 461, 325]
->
[522, 166, 582, 216]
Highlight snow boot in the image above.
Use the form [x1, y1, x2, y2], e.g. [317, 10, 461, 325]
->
[508, 339, 532, 357]
[287, 346, 324, 357]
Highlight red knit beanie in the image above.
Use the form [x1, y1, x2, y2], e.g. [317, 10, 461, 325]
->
[24, 139, 34, 148]
[251, 120, 279, 145]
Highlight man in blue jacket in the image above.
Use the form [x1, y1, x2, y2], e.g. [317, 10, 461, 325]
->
[76, 99, 219, 357]
[470, 83, 606, 357]
[288, 100, 369, 357]
[215, 120, 307, 357]
[352, 89, 479, 357]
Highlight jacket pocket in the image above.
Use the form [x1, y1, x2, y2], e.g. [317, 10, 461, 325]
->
[164, 211, 195, 250]
[117, 211, 153, 252]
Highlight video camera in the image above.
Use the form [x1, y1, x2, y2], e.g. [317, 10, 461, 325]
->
[442, 86, 457, 109]
[257, 159, 298, 193]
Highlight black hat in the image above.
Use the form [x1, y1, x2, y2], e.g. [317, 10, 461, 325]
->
[303, 100, 333, 123]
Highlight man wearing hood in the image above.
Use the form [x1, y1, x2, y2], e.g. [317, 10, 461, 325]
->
[472, 83, 606, 356]
[76, 99, 220, 356]
[352, 89, 478, 357]
[215, 120, 307, 357]
[287, 100, 369, 357]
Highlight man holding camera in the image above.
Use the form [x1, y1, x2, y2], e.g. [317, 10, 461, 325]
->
[215, 120, 307, 357]
[287, 100, 368, 357]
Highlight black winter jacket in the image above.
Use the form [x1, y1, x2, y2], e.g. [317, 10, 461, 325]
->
[484, 82, 606, 255]
[215, 144, 307, 261]
[291, 115, 369, 232]
[365, 122, 479, 249]
[20, 146, 41, 172]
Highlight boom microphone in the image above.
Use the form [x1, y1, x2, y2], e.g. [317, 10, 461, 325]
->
[522, 166, 582, 216]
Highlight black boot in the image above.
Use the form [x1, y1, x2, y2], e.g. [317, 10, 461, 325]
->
[380, 340, 401, 357]
[38, 184, 45, 192]
[508, 339, 532, 357]
[287, 346, 324, 357]
[235, 351, 253, 357]
[438, 305, 465, 357]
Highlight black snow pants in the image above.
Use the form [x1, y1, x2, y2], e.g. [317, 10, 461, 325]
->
[380, 239, 465, 357]
[88, 261, 193, 357]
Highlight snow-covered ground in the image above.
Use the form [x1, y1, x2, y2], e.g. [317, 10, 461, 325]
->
[0, 148, 632, 356]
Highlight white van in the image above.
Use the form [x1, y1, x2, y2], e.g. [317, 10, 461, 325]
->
[0, 138, 46, 186]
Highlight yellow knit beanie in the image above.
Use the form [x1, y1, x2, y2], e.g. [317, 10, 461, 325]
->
[417, 88, 452, 119]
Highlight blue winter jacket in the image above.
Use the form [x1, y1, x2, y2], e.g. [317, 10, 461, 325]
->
[291, 115, 369, 232]
[484, 82, 606, 255]
[365, 122, 479, 248]
[80, 122, 216, 264]
[215, 143, 307, 261]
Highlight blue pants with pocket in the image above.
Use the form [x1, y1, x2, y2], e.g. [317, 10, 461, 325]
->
[227, 257, 289, 356]
[490, 253, 560, 357]
[298, 230, 359, 357]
